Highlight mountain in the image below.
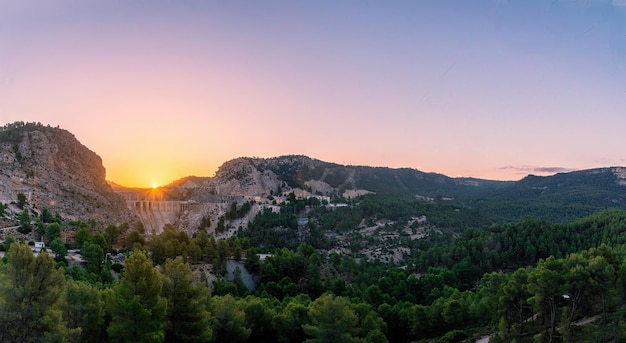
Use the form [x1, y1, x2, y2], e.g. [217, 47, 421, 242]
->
[469, 167, 626, 223]
[164, 155, 509, 200]
[0, 122, 135, 223]
[1, 121, 623, 227]
[162, 155, 626, 224]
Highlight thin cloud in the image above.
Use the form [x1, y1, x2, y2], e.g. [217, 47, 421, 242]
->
[533, 167, 577, 174]
[593, 158, 626, 166]
[499, 166, 576, 175]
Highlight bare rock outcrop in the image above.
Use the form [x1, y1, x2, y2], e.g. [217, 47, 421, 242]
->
[0, 122, 135, 223]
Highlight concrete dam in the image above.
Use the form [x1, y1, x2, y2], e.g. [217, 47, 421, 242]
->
[116, 190, 193, 235]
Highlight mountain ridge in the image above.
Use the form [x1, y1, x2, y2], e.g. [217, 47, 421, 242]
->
[155, 155, 626, 223]
[1, 121, 624, 226]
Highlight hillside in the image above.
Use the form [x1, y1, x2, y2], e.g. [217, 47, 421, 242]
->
[3, 124, 626, 343]
[469, 167, 626, 223]
[0, 122, 135, 224]
[1, 121, 624, 228]
[162, 155, 626, 224]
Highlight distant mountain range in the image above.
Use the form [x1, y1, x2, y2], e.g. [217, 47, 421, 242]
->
[160, 155, 626, 223]
[1, 122, 625, 226]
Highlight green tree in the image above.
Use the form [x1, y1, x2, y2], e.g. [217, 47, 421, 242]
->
[2, 235, 16, 251]
[241, 296, 277, 341]
[475, 271, 506, 326]
[133, 222, 146, 234]
[160, 257, 212, 342]
[210, 294, 251, 343]
[149, 225, 189, 265]
[0, 244, 65, 342]
[352, 303, 388, 342]
[305, 253, 323, 297]
[273, 299, 310, 343]
[91, 233, 111, 253]
[303, 293, 359, 343]
[74, 225, 91, 249]
[16, 192, 27, 209]
[46, 222, 62, 243]
[82, 242, 105, 274]
[18, 208, 31, 234]
[107, 250, 167, 343]
[61, 281, 106, 343]
[584, 246, 617, 323]
[528, 256, 564, 341]
[125, 230, 145, 250]
[561, 252, 592, 334]
[36, 220, 46, 239]
[105, 224, 122, 246]
[41, 208, 53, 223]
[49, 237, 67, 261]
[245, 250, 261, 274]
[499, 268, 531, 338]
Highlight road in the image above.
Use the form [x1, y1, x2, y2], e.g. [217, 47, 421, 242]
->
[226, 259, 256, 291]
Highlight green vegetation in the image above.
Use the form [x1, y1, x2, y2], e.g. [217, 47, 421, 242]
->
[107, 250, 167, 342]
[0, 121, 54, 144]
[6, 122, 626, 341]
[0, 244, 65, 342]
[5, 188, 626, 341]
[470, 170, 626, 223]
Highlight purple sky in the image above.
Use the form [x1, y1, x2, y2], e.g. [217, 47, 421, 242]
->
[1, 0, 625, 187]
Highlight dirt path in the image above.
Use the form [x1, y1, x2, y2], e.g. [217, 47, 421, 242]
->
[476, 335, 490, 343]
[573, 314, 601, 326]
[476, 313, 601, 343]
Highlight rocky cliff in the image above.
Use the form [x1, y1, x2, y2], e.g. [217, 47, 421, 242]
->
[0, 122, 135, 223]
[163, 155, 506, 202]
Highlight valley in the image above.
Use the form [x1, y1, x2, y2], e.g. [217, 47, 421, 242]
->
[2, 122, 626, 342]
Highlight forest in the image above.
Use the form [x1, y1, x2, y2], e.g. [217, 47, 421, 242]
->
[3, 195, 626, 342]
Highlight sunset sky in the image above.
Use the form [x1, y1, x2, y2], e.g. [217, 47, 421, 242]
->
[1, 0, 625, 187]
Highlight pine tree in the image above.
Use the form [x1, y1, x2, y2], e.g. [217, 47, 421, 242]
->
[210, 294, 250, 342]
[160, 257, 212, 342]
[61, 281, 106, 342]
[0, 243, 65, 342]
[107, 250, 167, 343]
[302, 293, 359, 343]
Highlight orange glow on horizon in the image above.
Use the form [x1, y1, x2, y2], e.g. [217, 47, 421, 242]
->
[105, 155, 550, 190]
[103, 154, 220, 189]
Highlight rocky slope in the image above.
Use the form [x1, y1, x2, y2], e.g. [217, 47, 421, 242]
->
[164, 155, 508, 201]
[2, 121, 623, 229]
[163, 155, 626, 224]
[0, 122, 135, 223]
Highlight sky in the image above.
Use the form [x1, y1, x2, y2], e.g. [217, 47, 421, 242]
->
[1, 0, 626, 188]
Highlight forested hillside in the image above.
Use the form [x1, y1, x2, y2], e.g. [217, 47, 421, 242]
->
[469, 169, 626, 223]
[163, 155, 626, 225]
[3, 123, 626, 342]
[3, 194, 626, 342]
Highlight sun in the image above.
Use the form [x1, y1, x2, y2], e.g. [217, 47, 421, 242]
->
[152, 184, 158, 189]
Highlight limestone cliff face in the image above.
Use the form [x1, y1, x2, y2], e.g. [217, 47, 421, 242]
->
[209, 158, 286, 197]
[165, 155, 366, 203]
[0, 123, 135, 223]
